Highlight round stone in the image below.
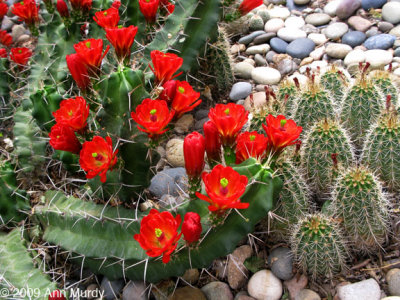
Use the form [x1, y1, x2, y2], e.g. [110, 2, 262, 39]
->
[170, 287, 206, 300]
[253, 32, 276, 44]
[295, 289, 321, 300]
[324, 0, 341, 16]
[348, 16, 373, 32]
[251, 67, 282, 84]
[364, 33, 396, 49]
[378, 21, 394, 32]
[362, 0, 387, 10]
[268, 7, 290, 19]
[246, 44, 271, 55]
[268, 247, 293, 280]
[336, 0, 361, 19]
[229, 82, 252, 101]
[344, 49, 366, 65]
[286, 38, 316, 59]
[227, 245, 252, 289]
[270, 37, 289, 53]
[365, 49, 393, 68]
[324, 22, 349, 39]
[337, 279, 381, 300]
[234, 62, 254, 79]
[285, 16, 305, 28]
[201, 282, 233, 300]
[248, 270, 282, 300]
[166, 138, 184, 167]
[294, 0, 310, 4]
[395, 48, 400, 57]
[382, 2, 400, 24]
[390, 25, 400, 37]
[264, 18, 285, 33]
[277, 27, 307, 42]
[326, 43, 352, 58]
[308, 33, 328, 45]
[342, 31, 367, 47]
[238, 31, 266, 45]
[305, 13, 331, 26]
[387, 269, 400, 296]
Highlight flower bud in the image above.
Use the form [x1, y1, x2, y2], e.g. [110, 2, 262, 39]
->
[183, 132, 205, 180]
[56, 0, 69, 17]
[203, 121, 221, 164]
[182, 212, 202, 244]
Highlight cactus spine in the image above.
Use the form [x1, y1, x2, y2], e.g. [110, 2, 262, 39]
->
[329, 166, 389, 252]
[301, 119, 354, 197]
[277, 79, 298, 115]
[290, 213, 348, 280]
[362, 109, 400, 192]
[320, 66, 349, 105]
[370, 70, 398, 108]
[340, 64, 384, 148]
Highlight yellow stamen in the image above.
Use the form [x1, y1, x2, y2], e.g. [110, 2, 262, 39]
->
[155, 228, 162, 238]
[92, 152, 98, 158]
[220, 178, 229, 188]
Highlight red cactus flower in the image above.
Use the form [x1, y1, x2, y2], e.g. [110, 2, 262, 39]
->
[56, 0, 69, 17]
[159, 80, 176, 103]
[49, 124, 82, 154]
[12, 0, 39, 25]
[48, 289, 66, 300]
[105, 25, 138, 61]
[182, 212, 202, 244]
[262, 114, 302, 154]
[0, 30, 12, 47]
[235, 131, 268, 164]
[52, 96, 89, 131]
[69, 0, 91, 12]
[238, 0, 263, 15]
[131, 98, 174, 139]
[93, 7, 119, 29]
[165, 2, 174, 14]
[111, 0, 120, 9]
[73, 38, 109, 74]
[10, 47, 32, 66]
[208, 103, 248, 147]
[134, 209, 182, 264]
[79, 136, 118, 183]
[196, 164, 249, 213]
[203, 120, 222, 164]
[0, 48, 7, 58]
[138, 0, 159, 23]
[66, 53, 91, 91]
[0, 3, 8, 20]
[183, 131, 205, 180]
[171, 81, 202, 119]
[149, 50, 183, 85]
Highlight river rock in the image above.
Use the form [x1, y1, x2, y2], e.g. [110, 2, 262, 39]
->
[285, 16, 305, 28]
[326, 43, 352, 58]
[295, 289, 321, 300]
[364, 33, 396, 49]
[378, 21, 394, 32]
[362, 0, 387, 10]
[253, 32, 275, 44]
[324, 0, 341, 16]
[268, 7, 290, 19]
[248, 270, 282, 300]
[251, 67, 282, 84]
[342, 31, 367, 47]
[201, 282, 233, 300]
[336, 0, 361, 19]
[246, 44, 270, 55]
[170, 287, 206, 300]
[238, 31, 265, 45]
[308, 33, 328, 45]
[294, 0, 310, 4]
[305, 13, 331, 26]
[270, 37, 289, 53]
[382, 2, 400, 24]
[286, 38, 316, 59]
[277, 27, 307, 42]
[268, 247, 293, 280]
[348, 16, 373, 32]
[166, 138, 184, 167]
[324, 22, 349, 39]
[227, 245, 252, 289]
[365, 49, 393, 67]
[264, 18, 285, 32]
[390, 25, 400, 37]
[387, 268, 400, 296]
[149, 168, 187, 198]
[229, 82, 252, 101]
[344, 49, 366, 65]
[337, 279, 381, 300]
[101, 278, 124, 300]
[234, 62, 254, 79]
[122, 281, 147, 300]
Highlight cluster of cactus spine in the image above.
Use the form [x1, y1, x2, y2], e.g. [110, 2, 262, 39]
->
[370, 69, 399, 108]
[340, 63, 384, 148]
[319, 65, 350, 105]
[290, 213, 348, 280]
[276, 79, 299, 115]
[328, 166, 390, 252]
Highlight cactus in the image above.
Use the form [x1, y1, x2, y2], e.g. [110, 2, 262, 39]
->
[320, 66, 349, 105]
[370, 69, 399, 108]
[290, 213, 348, 280]
[329, 166, 389, 252]
[0, 160, 29, 226]
[277, 79, 298, 115]
[301, 119, 354, 197]
[270, 157, 311, 237]
[340, 64, 384, 148]
[0, 227, 59, 299]
[292, 74, 337, 132]
[361, 109, 400, 192]
[34, 160, 282, 283]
